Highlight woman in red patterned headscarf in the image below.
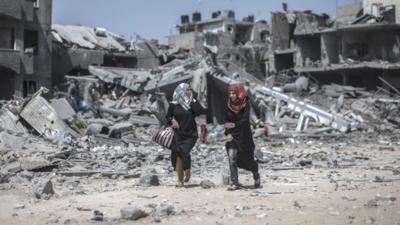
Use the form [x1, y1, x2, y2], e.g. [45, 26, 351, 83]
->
[227, 83, 248, 114]
[224, 82, 260, 190]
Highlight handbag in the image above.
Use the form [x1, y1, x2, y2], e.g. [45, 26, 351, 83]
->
[152, 126, 175, 149]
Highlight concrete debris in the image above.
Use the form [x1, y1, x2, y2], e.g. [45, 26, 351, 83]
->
[50, 98, 76, 120]
[52, 24, 125, 51]
[19, 88, 74, 142]
[200, 179, 216, 189]
[0, 109, 26, 134]
[120, 207, 149, 220]
[138, 173, 160, 186]
[91, 210, 104, 221]
[34, 179, 55, 199]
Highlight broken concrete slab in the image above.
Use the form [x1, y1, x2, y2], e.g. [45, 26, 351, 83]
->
[20, 157, 51, 171]
[0, 131, 26, 152]
[120, 207, 149, 220]
[89, 65, 152, 93]
[50, 98, 76, 120]
[34, 179, 55, 199]
[0, 109, 26, 134]
[19, 90, 70, 140]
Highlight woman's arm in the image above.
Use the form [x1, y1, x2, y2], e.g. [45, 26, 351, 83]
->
[190, 100, 207, 116]
[165, 104, 174, 126]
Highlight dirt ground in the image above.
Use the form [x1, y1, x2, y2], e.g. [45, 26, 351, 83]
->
[1, 138, 399, 225]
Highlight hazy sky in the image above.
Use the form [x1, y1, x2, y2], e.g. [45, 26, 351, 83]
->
[53, 0, 357, 43]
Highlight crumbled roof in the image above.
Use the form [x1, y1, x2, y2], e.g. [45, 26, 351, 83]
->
[52, 24, 125, 51]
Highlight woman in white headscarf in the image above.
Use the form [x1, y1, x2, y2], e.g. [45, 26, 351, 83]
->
[166, 83, 206, 187]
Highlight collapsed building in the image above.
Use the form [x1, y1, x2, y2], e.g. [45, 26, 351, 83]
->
[271, 1, 400, 90]
[51, 24, 160, 89]
[168, 10, 271, 80]
[0, 0, 52, 99]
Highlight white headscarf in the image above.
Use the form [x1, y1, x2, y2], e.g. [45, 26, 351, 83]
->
[172, 83, 192, 111]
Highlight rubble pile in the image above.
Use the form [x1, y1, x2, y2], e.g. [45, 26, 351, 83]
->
[0, 48, 399, 194]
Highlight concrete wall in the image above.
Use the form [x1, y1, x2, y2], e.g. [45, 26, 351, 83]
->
[364, 0, 400, 24]
[337, 2, 363, 25]
[341, 29, 400, 62]
[0, 0, 52, 98]
[0, 0, 22, 19]
[168, 32, 203, 51]
[200, 20, 225, 33]
[0, 49, 20, 73]
[271, 12, 291, 51]
[52, 47, 104, 87]
[321, 33, 339, 65]
[295, 35, 321, 67]
[136, 42, 159, 69]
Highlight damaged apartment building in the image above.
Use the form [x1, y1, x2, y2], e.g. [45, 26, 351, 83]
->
[0, 0, 52, 99]
[271, 0, 400, 90]
[168, 10, 271, 80]
[52, 25, 160, 88]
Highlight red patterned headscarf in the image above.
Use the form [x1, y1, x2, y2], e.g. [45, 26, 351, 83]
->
[227, 83, 247, 114]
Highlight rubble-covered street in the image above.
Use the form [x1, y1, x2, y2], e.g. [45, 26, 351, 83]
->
[1, 0, 400, 224]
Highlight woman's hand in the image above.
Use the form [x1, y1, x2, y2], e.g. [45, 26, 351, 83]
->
[225, 134, 233, 142]
[224, 122, 235, 129]
[171, 119, 179, 129]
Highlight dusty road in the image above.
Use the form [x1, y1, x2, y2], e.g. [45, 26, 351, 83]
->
[1, 137, 399, 225]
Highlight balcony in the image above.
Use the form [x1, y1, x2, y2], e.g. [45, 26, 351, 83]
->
[0, 49, 20, 73]
[0, 0, 22, 20]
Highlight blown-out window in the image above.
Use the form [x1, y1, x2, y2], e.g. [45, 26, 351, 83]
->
[24, 29, 39, 55]
[23, 80, 37, 97]
[0, 28, 14, 49]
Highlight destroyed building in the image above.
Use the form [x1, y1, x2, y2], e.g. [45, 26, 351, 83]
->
[51, 25, 159, 89]
[271, 1, 400, 90]
[168, 10, 271, 80]
[270, 3, 331, 73]
[0, 0, 52, 98]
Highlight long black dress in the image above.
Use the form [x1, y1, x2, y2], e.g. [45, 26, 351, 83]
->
[166, 100, 206, 170]
[225, 102, 258, 172]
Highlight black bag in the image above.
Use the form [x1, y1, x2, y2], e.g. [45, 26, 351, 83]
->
[152, 126, 175, 149]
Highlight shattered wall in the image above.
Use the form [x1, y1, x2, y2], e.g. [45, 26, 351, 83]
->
[52, 47, 104, 87]
[135, 42, 160, 69]
[294, 12, 330, 35]
[250, 20, 270, 44]
[295, 35, 321, 67]
[363, 0, 400, 24]
[168, 32, 203, 51]
[271, 12, 292, 51]
[321, 32, 340, 65]
[341, 29, 400, 62]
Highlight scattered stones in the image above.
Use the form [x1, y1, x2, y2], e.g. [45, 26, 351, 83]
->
[200, 179, 216, 189]
[120, 207, 148, 220]
[138, 174, 160, 186]
[293, 201, 302, 209]
[153, 204, 175, 217]
[91, 210, 104, 221]
[34, 180, 55, 199]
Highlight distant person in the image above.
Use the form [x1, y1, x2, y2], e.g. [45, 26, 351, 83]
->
[67, 80, 80, 112]
[224, 82, 260, 190]
[166, 83, 206, 187]
[84, 81, 102, 118]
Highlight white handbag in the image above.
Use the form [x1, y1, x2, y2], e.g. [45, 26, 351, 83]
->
[152, 126, 175, 149]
